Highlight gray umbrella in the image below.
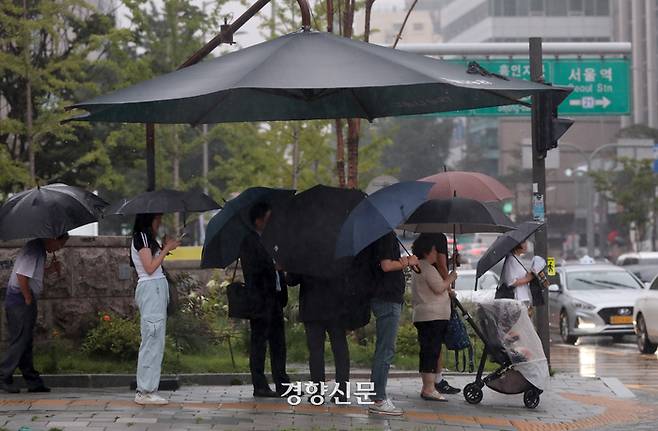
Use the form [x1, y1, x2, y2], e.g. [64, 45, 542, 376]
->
[67, 30, 571, 124]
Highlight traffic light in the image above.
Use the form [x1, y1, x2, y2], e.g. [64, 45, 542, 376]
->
[536, 92, 574, 158]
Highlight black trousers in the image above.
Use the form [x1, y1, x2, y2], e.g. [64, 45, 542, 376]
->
[0, 303, 44, 388]
[249, 311, 290, 392]
[304, 321, 350, 392]
[414, 319, 448, 374]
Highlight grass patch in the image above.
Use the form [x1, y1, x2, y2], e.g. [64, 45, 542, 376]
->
[33, 344, 249, 374]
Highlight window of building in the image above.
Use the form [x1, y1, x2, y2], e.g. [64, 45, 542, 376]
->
[547, 0, 568, 15]
[516, 0, 529, 15]
[530, 0, 544, 14]
[596, 0, 609, 15]
[584, 0, 595, 15]
[569, 0, 583, 15]
[493, 0, 503, 16]
[503, 0, 517, 15]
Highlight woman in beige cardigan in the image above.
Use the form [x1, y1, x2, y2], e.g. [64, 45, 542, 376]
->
[411, 234, 458, 402]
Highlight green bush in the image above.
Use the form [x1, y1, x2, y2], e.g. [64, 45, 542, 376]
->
[396, 322, 419, 357]
[82, 313, 141, 361]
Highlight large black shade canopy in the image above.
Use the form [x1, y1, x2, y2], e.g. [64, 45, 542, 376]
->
[69, 30, 571, 124]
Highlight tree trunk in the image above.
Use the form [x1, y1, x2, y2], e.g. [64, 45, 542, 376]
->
[335, 119, 346, 188]
[347, 118, 360, 188]
[364, 0, 375, 42]
[291, 125, 300, 189]
[172, 125, 180, 234]
[327, 0, 333, 33]
[23, 0, 35, 184]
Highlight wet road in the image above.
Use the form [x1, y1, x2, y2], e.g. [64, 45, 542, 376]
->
[550, 334, 658, 394]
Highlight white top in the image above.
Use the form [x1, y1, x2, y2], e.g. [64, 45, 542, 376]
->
[7, 239, 46, 297]
[503, 255, 532, 304]
[131, 232, 165, 282]
[411, 260, 452, 322]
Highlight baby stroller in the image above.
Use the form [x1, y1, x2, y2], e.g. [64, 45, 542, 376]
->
[452, 298, 548, 409]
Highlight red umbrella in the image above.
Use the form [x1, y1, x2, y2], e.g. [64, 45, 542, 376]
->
[420, 171, 513, 202]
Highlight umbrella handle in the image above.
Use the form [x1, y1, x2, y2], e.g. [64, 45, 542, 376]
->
[411, 265, 421, 274]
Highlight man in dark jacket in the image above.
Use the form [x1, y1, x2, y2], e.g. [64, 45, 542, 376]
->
[287, 274, 349, 403]
[240, 202, 290, 398]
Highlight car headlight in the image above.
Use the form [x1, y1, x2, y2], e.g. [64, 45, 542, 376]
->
[572, 300, 595, 310]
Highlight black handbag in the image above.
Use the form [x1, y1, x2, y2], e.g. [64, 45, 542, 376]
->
[226, 260, 260, 319]
[163, 268, 179, 316]
[444, 306, 474, 372]
[495, 257, 516, 299]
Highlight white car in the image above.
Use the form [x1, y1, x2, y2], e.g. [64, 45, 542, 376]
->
[617, 251, 658, 266]
[453, 269, 499, 304]
[634, 275, 658, 353]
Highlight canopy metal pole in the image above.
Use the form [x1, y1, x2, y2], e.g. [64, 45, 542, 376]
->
[144, 0, 313, 190]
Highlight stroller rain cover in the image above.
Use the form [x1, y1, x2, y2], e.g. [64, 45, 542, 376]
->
[479, 299, 549, 390]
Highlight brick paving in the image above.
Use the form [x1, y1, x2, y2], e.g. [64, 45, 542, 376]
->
[0, 374, 657, 431]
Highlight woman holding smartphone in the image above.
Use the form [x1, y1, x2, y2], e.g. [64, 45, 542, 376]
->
[131, 213, 180, 405]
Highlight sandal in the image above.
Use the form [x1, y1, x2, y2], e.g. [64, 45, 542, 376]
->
[420, 391, 448, 402]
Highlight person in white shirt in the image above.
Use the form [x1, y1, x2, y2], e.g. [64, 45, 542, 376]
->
[130, 213, 180, 406]
[502, 241, 536, 314]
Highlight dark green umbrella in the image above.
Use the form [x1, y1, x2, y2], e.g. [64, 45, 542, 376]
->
[201, 187, 295, 269]
[67, 31, 571, 124]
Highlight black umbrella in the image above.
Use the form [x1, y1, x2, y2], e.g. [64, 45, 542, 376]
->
[476, 221, 544, 280]
[0, 183, 108, 241]
[335, 181, 433, 258]
[105, 189, 219, 215]
[68, 31, 571, 124]
[201, 187, 295, 269]
[399, 198, 516, 234]
[261, 185, 366, 278]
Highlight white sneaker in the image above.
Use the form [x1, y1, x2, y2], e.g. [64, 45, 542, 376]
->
[135, 392, 169, 405]
[368, 399, 403, 416]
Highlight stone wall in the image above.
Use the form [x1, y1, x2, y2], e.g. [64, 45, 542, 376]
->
[0, 236, 215, 343]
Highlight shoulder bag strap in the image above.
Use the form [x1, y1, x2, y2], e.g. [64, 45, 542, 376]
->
[511, 254, 530, 272]
[231, 259, 239, 284]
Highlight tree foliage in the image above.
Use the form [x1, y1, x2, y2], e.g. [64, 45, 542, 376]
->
[591, 157, 658, 242]
[377, 117, 453, 181]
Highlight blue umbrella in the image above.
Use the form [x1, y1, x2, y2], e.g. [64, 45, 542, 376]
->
[201, 187, 295, 268]
[335, 181, 433, 258]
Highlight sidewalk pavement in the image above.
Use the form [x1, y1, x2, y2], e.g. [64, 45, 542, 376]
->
[0, 374, 657, 431]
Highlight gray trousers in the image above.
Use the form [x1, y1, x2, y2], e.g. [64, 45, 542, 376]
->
[135, 278, 169, 394]
[0, 302, 44, 388]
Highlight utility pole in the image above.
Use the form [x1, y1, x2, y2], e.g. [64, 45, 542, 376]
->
[530, 37, 550, 364]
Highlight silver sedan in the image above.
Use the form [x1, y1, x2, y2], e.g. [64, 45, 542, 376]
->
[548, 264, 646, 345]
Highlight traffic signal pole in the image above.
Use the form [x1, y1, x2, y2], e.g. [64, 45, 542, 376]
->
[530, 37, 551, 364]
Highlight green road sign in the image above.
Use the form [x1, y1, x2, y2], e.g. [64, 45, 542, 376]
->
[440, 58, 630, 117]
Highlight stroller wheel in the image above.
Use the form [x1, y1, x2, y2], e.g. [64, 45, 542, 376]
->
[463, 383, 483, 405]
[523, 389, 541, 409]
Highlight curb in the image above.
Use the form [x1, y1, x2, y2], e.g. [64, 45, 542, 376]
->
[14, 371, 454, 389]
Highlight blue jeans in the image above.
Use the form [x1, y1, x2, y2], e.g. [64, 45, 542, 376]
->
[370, 300, 402, 401]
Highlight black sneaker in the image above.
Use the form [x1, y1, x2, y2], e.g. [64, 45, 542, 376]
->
[253, 387, 279, 398]
[435, 380, 460, 394]
[1, 382, 19, 394]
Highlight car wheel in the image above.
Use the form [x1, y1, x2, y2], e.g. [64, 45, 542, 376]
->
[560, 311, 578, 345]
[636, 314, 658, 354]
